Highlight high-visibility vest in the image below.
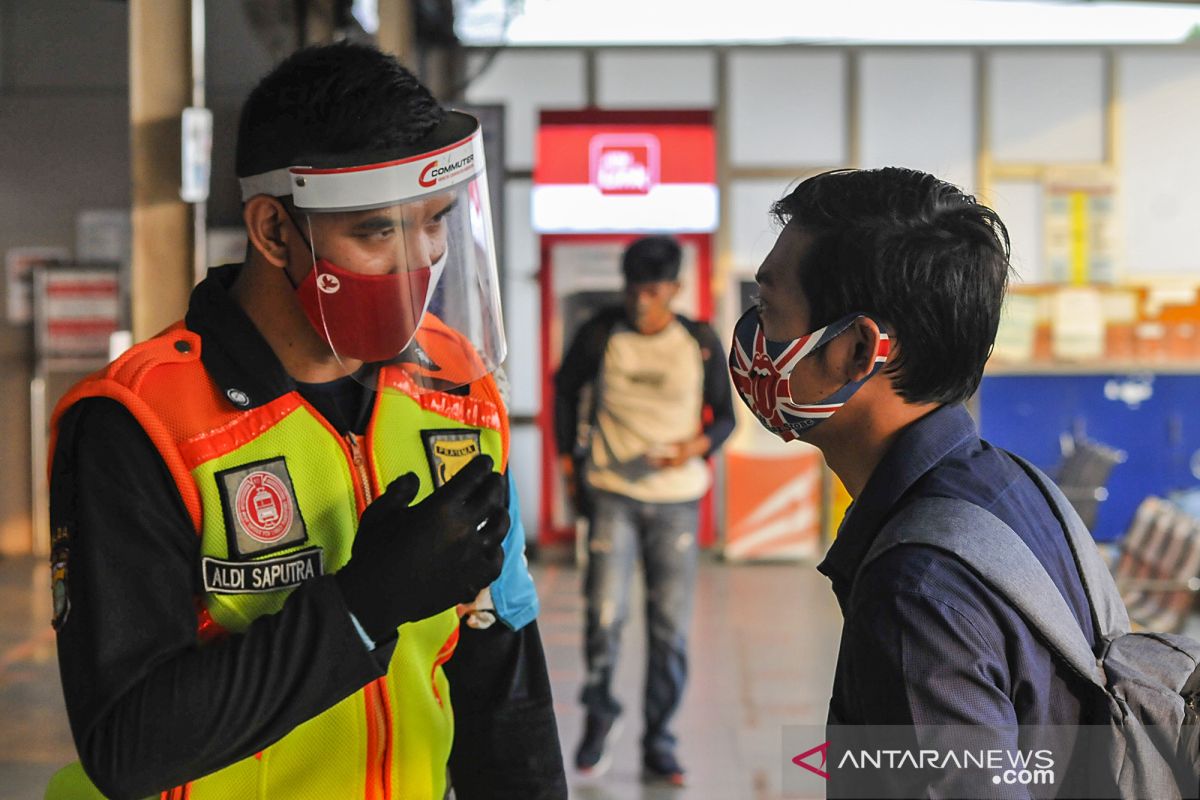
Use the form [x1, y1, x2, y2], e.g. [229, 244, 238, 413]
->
[47, 317, 509, 800]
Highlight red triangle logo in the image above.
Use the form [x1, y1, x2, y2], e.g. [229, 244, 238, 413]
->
[792, 741, 830, 780]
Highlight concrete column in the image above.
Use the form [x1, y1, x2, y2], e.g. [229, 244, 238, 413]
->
[129, 0, 193, 340]
[377, 0, 416, 68]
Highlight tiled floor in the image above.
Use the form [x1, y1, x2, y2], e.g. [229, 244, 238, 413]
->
[0, 556, 74, 800]
[0, 551, 844, 799]
[540, 553, 842, 800]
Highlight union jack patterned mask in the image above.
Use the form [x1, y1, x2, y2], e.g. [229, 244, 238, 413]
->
[728, 308, 891, 442]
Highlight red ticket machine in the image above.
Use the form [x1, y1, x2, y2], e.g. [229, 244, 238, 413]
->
[533, 110, 718, 547]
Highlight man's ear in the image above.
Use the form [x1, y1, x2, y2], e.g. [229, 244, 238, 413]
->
[843, 316, 884, 383]
[243, 195, 293, 268]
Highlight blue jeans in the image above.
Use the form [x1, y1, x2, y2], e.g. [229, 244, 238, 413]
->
[581, 489, 699, 758]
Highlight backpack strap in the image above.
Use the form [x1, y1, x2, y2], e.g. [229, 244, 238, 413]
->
[552, 306, 624, 460]
[862, 495, 1107, 689]
[1002, 450, 1132, 639]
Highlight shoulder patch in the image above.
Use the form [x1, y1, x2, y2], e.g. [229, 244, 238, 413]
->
[50, 526, 70, 630]
[421, 429, 483, 487]
[215, 457, 308, 559]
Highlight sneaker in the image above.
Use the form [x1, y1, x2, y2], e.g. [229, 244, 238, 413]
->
[575, 715, 622, 776]
[642, 749, 686, 787]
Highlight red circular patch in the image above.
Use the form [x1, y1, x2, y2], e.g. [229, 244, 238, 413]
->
[235, 471, 294, 544]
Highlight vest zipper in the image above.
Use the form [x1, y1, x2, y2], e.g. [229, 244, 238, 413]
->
[345, 431, 390, 799]
[363, 677, 392, 800]
[346, 432, 374, 504]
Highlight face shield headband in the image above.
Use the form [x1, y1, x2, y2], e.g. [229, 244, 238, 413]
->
[236, 113, 485, 211]
[728, 308, 891, 442]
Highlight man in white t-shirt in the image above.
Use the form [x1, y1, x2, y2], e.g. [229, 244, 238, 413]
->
[554, 236, 735, 786]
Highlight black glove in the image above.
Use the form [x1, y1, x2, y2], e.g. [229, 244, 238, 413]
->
[335, 454, 509, 643]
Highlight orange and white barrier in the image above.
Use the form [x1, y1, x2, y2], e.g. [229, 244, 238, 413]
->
[723, 448, 823, 562]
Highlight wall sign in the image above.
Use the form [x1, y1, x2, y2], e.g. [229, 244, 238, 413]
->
[533, 110, 718, 233]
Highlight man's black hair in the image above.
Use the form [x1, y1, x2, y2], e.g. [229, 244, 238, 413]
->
[236, 42, 445, 178]
[621, 235, 682, 284]
[771, 167, 1011, 406]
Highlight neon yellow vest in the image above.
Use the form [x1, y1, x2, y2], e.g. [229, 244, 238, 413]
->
[48, 324, 509, 800]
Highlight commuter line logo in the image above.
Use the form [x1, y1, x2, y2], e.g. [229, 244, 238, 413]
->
[418, 151, 476, 188]
[217, 458, 308, 558]
[236, 471, 295, 544]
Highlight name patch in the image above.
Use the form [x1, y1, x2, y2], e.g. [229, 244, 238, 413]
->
[202, 548, 324, 594]
[422, 429, 483, 487]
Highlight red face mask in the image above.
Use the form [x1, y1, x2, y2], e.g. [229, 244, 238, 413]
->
[295, 258, 432, 363]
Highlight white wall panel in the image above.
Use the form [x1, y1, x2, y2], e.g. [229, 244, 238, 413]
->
[989, 52, 1105, 164]
[504, 179, 537, 279]
[502, 180, 540, 417]
[729, 179, 796, 275]
[498, 178, 541, 538]
[1119, 52, 1200, 275]
[508, 425, 541, 541]
[987, 180, 1043, 284]
[596, 50, 715, 108]
[466, 51, 587, 170]
[859, 52, 976, 192]
[727, 50, 846, 167]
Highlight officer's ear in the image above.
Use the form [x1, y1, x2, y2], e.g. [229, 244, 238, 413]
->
[243, 195, 294, 268]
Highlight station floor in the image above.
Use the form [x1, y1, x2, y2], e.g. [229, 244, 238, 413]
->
[0, 550, 844, 800]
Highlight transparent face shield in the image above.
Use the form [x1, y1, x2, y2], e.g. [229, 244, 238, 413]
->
[284, 120, 505, 395]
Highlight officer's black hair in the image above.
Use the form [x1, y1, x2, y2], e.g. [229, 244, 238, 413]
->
[235, 42, 445, 179]
[771, 167, 1012, 406]
[621, 235, 682, 284]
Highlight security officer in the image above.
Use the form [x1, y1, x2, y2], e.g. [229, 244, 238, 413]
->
[45, 43, 565, 799]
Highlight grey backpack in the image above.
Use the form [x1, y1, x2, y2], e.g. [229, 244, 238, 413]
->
[863, 452, 1200, 799]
